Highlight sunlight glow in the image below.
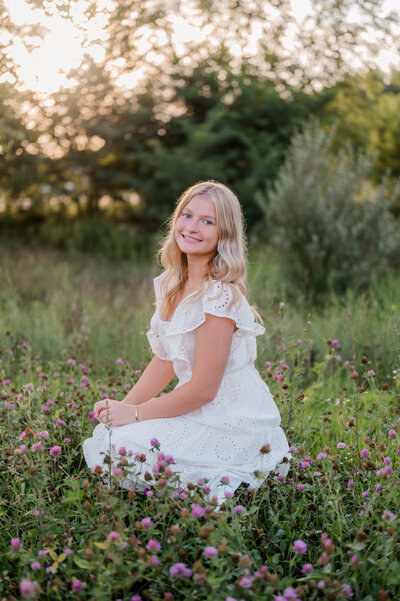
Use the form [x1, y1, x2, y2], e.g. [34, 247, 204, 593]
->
[3, 0, 108, 92]
[2, 0, 400, 94]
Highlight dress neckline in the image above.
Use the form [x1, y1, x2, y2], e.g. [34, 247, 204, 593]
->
[159, 287, 200, 323]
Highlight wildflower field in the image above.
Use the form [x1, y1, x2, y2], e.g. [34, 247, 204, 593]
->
[1, 244, 399, 601]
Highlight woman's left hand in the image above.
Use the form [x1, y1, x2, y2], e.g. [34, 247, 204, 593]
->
[94, 399, 136, 427]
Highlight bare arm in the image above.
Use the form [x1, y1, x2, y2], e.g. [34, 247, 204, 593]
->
[121, 355, 176, 406]
[136, 313, 235, 421]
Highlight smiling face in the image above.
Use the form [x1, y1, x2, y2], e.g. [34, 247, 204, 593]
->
[174, 194, 219, 260]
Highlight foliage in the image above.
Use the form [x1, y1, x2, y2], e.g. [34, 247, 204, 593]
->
[2, 0, 399, 90]
[321, 71, 400, 215]
[0, 84, 42, 211]
[258, 121, 400, 302]
[36, 216, 145, 259]
[0, 69, 334, 231]
[1, 245, 400, 600]
[0, 214, 158, 260]
[1, 1, 400, 233]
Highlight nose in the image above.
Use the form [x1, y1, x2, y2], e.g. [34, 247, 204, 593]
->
[187, 219, 200, 232]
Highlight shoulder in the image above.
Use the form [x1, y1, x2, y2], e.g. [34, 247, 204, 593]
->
[153, 271, 167, 298]
[153, 271, 167, 286]
[203, 280, 263, 335]
[203, 279, 248, 314]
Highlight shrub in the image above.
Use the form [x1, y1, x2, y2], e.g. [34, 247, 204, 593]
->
[257, 121, 400, 302]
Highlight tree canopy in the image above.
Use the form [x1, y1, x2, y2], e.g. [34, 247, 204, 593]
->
[1, 0, 399, 229]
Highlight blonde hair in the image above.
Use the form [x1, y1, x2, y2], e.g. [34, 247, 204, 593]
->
[157, 180, 262, 323]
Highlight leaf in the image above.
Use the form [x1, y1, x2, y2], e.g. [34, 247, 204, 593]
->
[74, 557, 91, 570]
[387, 561, 400, 587]
[61, 495, 81, 505]
[323, 563, 332, 574]
[48, 549, 58, 561]
[245, 506, 259, 516]
[94, 542, 109, 550]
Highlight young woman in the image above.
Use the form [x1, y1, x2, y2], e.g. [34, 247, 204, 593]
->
[83, 180, 291, 503]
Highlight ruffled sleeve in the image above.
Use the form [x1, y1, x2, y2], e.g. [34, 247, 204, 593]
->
[201, 281, 265, 369]
[161, 280, 264, 372]
[202, 281, 265, 338]
[146, 273, 169, 360]
[152, 272, 166, 310]
[165, 280, 265, 339]
[145, 277, 265, 378]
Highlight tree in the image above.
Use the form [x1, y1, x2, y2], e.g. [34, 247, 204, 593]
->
[0, 83, 43, 217]
[1, 0, 399, 228]
[257, 121, 400, 301]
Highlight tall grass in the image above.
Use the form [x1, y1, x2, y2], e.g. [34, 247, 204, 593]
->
[1, 241, 398, 379]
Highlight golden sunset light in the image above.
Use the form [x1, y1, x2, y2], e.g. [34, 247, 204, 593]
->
[3, 0, 400, 94]
[2, 2, 400, 596]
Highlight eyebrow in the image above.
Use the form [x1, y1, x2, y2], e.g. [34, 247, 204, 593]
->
[183, 209, 216, 220]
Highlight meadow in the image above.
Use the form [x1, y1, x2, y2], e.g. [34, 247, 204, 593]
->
[1, 241, 399, 601]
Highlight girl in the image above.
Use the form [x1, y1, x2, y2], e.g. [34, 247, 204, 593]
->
[83, 180, 291, 503]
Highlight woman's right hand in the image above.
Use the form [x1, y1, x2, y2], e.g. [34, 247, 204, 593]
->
[93, 399, 137, 427]
[93, 399, 116, 421]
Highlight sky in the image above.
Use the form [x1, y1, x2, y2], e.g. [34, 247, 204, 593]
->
[2, 0, 400, 93]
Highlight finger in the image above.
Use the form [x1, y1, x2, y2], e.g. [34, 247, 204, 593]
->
[95, 406, 105, 418]
[102, 409, 113, 423]
[95, 402, 110, 416]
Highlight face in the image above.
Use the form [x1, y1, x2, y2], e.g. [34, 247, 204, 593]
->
[174, 194, 219, 259]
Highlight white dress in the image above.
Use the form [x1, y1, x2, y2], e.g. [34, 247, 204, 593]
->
[83, 274, 291, 503]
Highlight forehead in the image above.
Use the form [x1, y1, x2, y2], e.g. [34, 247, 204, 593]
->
[183, 194, 216, 218]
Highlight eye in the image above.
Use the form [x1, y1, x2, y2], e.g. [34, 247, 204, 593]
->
[182, 213, 191, 219]
[203, 219, 213, 225]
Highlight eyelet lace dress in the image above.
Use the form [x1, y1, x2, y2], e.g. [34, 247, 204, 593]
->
[83, 273, 291, 503]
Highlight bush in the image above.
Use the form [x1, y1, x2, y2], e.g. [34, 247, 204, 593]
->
[257, 121, 400, 302]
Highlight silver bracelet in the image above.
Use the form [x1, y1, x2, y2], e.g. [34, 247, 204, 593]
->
[134, 406, 139, 422]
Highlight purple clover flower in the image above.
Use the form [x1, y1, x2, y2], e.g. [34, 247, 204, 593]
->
[19, 579, 40, 597]
[10, 538, 23, 550]
[191, 504, 205, 517]
[203, 546, 218, 558]
[169, 563, 192, 578]
[108, 531, 120, 541]
[293, 539, 307, 553]
[283, 587, 298, 600]
[71, 580, 83, 591]
[238, 576, 253, 588]
[146, 539, 161, 552]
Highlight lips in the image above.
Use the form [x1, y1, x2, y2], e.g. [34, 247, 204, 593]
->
[182, 234, 202, 243]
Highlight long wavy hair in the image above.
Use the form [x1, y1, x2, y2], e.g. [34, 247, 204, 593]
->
[157, 180, 261, 322]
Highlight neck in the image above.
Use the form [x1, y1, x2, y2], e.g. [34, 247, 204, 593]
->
[185, 255, 212, 288]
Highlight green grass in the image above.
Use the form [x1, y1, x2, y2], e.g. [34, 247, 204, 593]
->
[0, 241, 399, 600]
